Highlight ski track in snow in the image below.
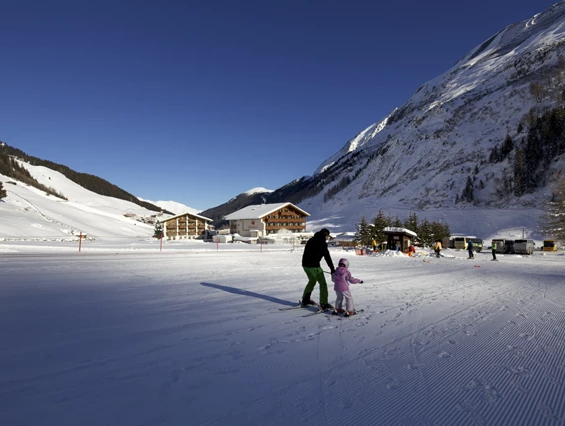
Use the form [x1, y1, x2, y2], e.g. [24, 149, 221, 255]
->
[1, 250, 565, 425]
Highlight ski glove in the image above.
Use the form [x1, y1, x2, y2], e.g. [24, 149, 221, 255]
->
[360, 280, 364, 283]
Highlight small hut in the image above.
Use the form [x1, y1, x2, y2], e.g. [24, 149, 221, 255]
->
[383, 227, 417, 253]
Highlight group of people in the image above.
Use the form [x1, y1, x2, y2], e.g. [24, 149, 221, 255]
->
[301, 228, 363, 316]
[433, 238, 499, 260]
[299, 229, 501, 316]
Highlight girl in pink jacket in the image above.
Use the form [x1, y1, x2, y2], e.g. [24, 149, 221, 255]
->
[331, 258, 363, 315]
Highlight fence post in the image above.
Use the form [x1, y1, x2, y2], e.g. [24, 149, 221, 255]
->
[160, 236, 163, 252]
[78, 232, 82, 252]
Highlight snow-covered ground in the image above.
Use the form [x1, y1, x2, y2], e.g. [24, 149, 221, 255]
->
[2, 241, 565, 426]
[3, 158, 565, 425]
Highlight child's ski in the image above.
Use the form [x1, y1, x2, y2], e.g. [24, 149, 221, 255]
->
[344, 309, 364, 317]
[331, 309, 365, 317]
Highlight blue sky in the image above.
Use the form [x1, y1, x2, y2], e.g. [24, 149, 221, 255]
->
[0, 0, 559, 210]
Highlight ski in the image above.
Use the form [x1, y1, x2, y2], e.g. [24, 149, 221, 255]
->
[279, 304, 303, 311]
[344, 309, 364, 317]
[332, 309, 365, 318]
[302, 308, 328, 317]
[279, 301, 319, 311]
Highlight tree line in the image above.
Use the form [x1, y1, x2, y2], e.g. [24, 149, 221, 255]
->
[0, 142, 168, 213]
[487, 107, 565, 199]
[0, 152, 67, 199]
[355, 210, 451, 248]
[541, 175, 565, 241]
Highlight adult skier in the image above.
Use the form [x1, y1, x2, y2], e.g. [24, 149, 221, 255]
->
[433, 240, 442, 258]
[467, 240, 474, 259]
[301, 228, 336, 310]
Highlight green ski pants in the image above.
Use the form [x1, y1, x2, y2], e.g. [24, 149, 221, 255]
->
[302, 267, 329, 305]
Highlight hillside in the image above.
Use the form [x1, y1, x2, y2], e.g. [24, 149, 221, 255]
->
[237, 2, 565, 237]
[0, 161, 161, 240]
[0, 142, 170, 214]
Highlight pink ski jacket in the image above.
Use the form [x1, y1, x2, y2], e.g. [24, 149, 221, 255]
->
[332, 266, 361, 292]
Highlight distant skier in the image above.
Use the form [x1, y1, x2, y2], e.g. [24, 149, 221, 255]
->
[491, 240, 498, 261]
[331, 258, 363, 316]
[467, 240, 474, 259]
[433, 240, 442, 258]
[301, 228, 336, 310]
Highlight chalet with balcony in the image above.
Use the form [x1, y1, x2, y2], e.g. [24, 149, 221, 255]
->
[161, 212, 214, 240]
[224, 203, 309, 237]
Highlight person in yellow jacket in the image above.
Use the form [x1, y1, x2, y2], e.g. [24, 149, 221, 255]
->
[433, 240, 442, 258]
[491, 240, 498, 261]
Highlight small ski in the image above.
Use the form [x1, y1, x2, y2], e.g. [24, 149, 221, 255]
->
[332, 309, 365, 318]
[344, 309, 364, 317]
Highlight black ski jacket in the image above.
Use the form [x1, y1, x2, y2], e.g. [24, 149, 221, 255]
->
[302, 231, 335, 273]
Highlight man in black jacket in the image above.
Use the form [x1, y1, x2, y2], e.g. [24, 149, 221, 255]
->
[301, 228, 336, 310]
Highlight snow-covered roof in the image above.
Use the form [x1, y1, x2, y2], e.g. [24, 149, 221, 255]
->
[224, 203, 310, 220]
[383, 226, 418, 238]
[162, 211, 212, 222]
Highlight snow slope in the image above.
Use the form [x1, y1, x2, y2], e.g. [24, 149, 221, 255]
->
[0, 162, 157, 240]
[1, 245, 565, 425]
[139, 198, 200, 216]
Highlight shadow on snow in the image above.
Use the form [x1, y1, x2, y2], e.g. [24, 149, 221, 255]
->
[200, 282, 298, 307]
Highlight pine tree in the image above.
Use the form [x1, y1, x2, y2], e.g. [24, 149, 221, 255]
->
[430, 220, 450, 242]
[489, 146, 501, 163]
[0, 182, 6, 200]
[461, 176, 474, 202]
[418, 219, 433, 247]
[153, 221, 164, 239]
[513, 147, 525, 196]
[371, 209, 390, 245]
[403, 212, 419, 234]
[355, 217, 372, 246]
[501, 134, 514, 158]
[541, 177, 565, 240]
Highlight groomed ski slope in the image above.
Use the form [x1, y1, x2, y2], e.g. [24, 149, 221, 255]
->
[1, 245, 565, 425]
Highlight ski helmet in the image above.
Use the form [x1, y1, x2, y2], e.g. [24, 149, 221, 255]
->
[338, 258, 349, 268]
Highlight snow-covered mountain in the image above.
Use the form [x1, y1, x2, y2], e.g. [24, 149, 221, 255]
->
[291, 2, 565, 235]
[243, 187, 273, 196]
[0, 161, 164, 240]
[138, 198, 200, 216]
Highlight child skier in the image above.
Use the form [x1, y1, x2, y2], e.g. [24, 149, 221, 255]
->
[331, 258, 363, 316]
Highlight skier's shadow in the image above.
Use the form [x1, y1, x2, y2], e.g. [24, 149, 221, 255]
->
[200, 282, 297, 307]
